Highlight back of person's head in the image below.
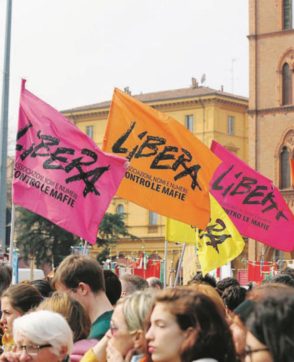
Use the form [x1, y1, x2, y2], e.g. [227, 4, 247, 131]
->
[0, 264, 12, 297]
[120, 274, 148, 296]
[13, 310, 73, 358]
[38, 291, 91, 342]
[154, 288, 236, 362]
[103, 269, 122, 305]
[247, 282, 294, 301]
[146, 277, 163, 290]
[283, 267, 294, 279]
[30, 279, 53, 298]
[246, 293, 294, 362]
[53, 255, 105, 293]
[187, 272, 217, 288]
[222, 285, 247, 311]
[120, 289, 156, 332]
[2, 284, 43, 314]
[216, 277, 240, 295]
[188, 282, 226, 317]
[270, 273, 294, 287]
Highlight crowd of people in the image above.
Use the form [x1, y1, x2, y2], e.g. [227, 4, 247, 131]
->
[0, 257, 294, 362]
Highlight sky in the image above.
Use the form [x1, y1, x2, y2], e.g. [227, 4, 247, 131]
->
[0, 0, 249, 147]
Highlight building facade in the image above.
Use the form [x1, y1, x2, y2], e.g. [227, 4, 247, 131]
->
[248, 0, 294, 262]
[64, 81, 248, 282]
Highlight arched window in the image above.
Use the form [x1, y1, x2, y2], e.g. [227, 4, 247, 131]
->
[283, 0, 293, 29]
[149, 211, 158, 225]
[116, 204, 125, 215]
[280, 146, 291, 189]
[282, 63, 292, 105]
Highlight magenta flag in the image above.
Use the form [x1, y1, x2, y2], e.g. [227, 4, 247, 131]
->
[210, 141, 294, 252]
[13, 80, 128, 244]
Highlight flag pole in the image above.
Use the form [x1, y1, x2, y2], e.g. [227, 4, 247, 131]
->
[82, 239, 88, 255]
[0, 0, 12, 251]
[8, 204, 15, 265]
[173, 243, 186, 287]
[163, 238, 168, 288]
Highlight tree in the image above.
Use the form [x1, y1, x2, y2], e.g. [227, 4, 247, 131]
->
[15, 208, 137, 268]
[15, 207, 80, 268]
[96, 212, 138, 264]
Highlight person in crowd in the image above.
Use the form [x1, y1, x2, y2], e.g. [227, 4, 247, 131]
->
[216, 277, 240, 297]
[145, 287, 237, 362]
[187, 272, 217, 288]
[188, 282, 226, 318]
[120, 274, 148, 297]
[283, 266, 294, 279]
[0, 310, 73, 362]
[30, 278, 53, 298]
[270, 273, 294, 287]
[244, 292, 294, 362]
[103, 270, 122, 306]
[146, 277, 163, 290]
[38, 291, 97, 361]
[222, 285, 247, 316]
[81, 289, 155, 362]
[229, 300, 255, 361]
[0, 264, 12, 298]
[53, 255, 113, 340]
[0, 284, 43, 350]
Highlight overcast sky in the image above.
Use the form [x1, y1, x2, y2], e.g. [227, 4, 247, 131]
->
[0, 0, 249, 142]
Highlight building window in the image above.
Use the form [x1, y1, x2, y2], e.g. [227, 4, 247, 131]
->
[149, 211, 158, 225]
[280, 146, 291, 189]
[185, 115, 194, 132]
[283, 0, 293, 29]
[116, 204, 125, 215]
[282, 63, 292, 105]
[86, 125, 94, 138]
[227, 116, 235, 135]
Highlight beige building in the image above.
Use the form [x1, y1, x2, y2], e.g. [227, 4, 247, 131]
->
[248, 0, 294, 262]
[64, 81, 248, 282]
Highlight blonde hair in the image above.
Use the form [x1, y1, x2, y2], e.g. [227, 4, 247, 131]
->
[118, 289, 156, 332]
[38, 291, 91, 342]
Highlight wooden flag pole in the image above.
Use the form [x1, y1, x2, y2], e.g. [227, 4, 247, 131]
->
[163, 239, 168, 288]
[173, 243, 186, 287]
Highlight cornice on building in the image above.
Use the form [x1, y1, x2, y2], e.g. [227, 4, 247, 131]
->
[248, 28, 294, 40]
[248, 105, 294, 116]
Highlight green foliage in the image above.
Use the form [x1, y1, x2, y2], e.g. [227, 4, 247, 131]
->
[15, 207, 79, 268]
[96, 212, 138, 264]
[15, 208, 137, 268]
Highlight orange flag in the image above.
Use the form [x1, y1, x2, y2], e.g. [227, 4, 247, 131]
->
[291, 159, 294, 187]
[103, 89, 220, 229]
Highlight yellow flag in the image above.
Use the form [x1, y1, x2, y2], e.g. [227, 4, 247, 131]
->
[196, 194, 245, 276]
[166, 218, 196, 244]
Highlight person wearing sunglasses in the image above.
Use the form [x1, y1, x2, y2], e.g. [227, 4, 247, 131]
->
[0, 310, 73, 362]
[244, 291, 294, 362]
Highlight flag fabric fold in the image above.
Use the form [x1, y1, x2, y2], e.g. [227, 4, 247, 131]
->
[13, 80, 128, 244]
[103, 88, 220, 229]
[210, 141, 294, 252]
[196, 194, 245, 276]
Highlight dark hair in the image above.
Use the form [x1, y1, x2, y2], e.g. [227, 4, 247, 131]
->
[147, 277, 163, 289]
[30, 279, 53, 298]
[246, 293, 294, 362]
[155, 288, 237, 362]
[103, 270, 122, 305]
[120, 274, 148, 295]
[270, 273, 294, 287]
[283, 267, 294, 279]
[0, 264, 12, 296]
[52, 255, 105, 293]
[222, 285, 247, 311]
[216, 277, 240, 295]
[187, 272, 216, 288]
[2, 284, 43, 314]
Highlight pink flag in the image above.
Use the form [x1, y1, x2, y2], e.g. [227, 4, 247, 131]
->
[13, 80, 128, 244]
[210, 141, 294, 252]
